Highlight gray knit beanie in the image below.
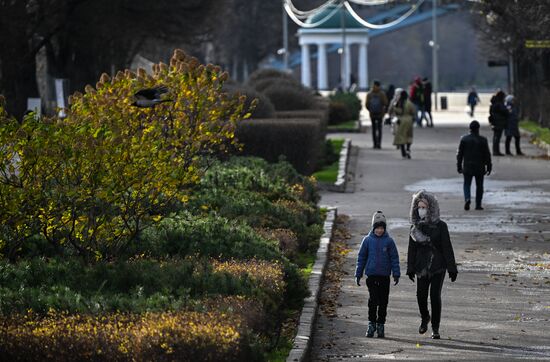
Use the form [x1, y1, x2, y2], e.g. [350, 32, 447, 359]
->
[371, 210, 387, 229]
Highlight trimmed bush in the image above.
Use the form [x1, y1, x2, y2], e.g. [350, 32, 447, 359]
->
[0, 256, 286, 315]
[246, 68, 297, 87]
[236, 119, 321, 175]
[0, 310, 258, 362]
[328, 101, 353, 125]
[262, 83, 316, 111]
[138, 212, 280, 261]
[329, 92, 362, 122]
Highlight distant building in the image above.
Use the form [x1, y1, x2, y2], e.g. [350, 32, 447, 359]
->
[266, 3, 507, 92]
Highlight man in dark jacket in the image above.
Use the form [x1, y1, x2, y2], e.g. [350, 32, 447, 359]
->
[488, 90, 508, 155]
[366, 80, 389, 149]
[457, 120, 492, 210]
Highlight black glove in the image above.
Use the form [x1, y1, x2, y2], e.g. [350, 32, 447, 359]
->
[457, 166, 463, 174]
[449, 271, 457, 282]
[393, 276, 399, 286]
[407, 273, 415, 283]
[355, 276, 361, 286]
[486, 167, 492, 176]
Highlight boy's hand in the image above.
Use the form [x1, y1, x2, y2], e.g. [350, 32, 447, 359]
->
[355, 276, 361, 286]
[393, 276, 399, 286]
[407, 273, 415, 283]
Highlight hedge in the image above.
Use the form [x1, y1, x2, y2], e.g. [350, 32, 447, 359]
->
[236, 119, 321, 175]
[0, 310, 259, 362]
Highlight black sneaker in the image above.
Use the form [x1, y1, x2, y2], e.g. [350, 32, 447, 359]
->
[419, 316, 430, 334]
[376, 323, 385, 338]
[366, 322, 376, 338]
[475, 205, 484, 210]
[431, 329, 440, 339]
[464, 200, 471, 211]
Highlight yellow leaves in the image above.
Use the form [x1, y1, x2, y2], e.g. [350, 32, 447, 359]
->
[0, 48, 255, 258]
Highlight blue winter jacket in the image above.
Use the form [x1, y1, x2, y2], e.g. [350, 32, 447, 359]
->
[355, 230, 400, 278]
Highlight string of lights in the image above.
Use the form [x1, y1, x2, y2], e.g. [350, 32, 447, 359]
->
[344, 0, 425, 29]
[284, 0, 425, 29]
[284, 1, 343, 28]
[283, 0, 339, 19]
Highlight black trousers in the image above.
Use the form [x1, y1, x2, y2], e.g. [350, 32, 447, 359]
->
[492, 128, 503, 154]
[371, 117, 383, 148]
[505, 135, 522, 154]
[416, 272, 445, 329]
[463, 172, 484, 207]
[366, 276, 390, 324]
[400, 143, 411, 158]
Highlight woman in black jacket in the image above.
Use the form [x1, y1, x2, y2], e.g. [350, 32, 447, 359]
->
[406, 190, 458, 339]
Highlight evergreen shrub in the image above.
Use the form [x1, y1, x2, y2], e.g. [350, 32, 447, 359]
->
[236, 119, 321, 174]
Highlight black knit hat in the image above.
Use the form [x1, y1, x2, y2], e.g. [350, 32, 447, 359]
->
[469, 120, 480, 130]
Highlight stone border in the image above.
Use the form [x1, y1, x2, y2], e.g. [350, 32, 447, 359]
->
[286, 207, 338, 362]
[520, 128, 550, 156]
[318, 138, 352, 192]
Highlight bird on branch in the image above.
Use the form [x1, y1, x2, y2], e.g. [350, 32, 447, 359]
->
[132, 86, 173, 108]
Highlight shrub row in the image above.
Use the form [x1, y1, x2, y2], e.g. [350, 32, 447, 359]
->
[329, 92, 362, 124]
[0, 256, 286, 316]
[0, 310, 258, 362]
[236, 119, 322, 175]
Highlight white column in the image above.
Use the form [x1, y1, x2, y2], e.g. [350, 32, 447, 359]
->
[317, 43, 328, 90]
[301, 44, 311, 87]
[359, 42, 368, 90]
[344, 44, 351, 89]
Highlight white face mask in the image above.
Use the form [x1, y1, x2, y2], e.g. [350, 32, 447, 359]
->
[418, 207, 427, 219]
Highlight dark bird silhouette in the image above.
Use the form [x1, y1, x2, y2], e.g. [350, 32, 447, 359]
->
[131, 86, 172, 108]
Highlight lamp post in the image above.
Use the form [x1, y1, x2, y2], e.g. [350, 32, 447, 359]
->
[282, 1, 289, 70]
[340, 1, 348, 90]
[431, 0, 439, 110]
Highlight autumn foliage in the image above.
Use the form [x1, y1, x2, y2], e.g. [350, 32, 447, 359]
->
[0, 49, 254, 260]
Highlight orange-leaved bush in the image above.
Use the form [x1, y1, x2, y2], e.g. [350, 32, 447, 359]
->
[0, 49, 255, 260]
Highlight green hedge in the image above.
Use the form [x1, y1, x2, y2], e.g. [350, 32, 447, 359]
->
[329, 92, 362, 123]
[236, 119, 321, 175]
[262, 83, 316, 111]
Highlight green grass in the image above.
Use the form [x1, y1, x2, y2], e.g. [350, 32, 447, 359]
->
[327, 119, 358, 131]
[313, 138, 345, 183]
[520, 120, 550, 144]
[266, 337, 294, 362]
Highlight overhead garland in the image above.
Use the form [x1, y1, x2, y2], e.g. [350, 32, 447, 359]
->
[283, 0, 425, 29]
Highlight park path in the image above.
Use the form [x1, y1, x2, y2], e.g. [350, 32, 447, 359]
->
[311, 112, 550, 361]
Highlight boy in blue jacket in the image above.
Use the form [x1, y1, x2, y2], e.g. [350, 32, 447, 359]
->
[355, 211, 400, 338]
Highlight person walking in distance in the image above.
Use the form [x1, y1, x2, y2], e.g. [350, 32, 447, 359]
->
[457, 120, 492, 210]
[423, 77, 434, 127]
[410, 77, 425, 127]
[355, 211, 400, 338]
[467, 87, 480, 117]
[389, 90, 415, 159]
[505, 95, 524, 156]
[366, 80, 389, 149]
[406, 190, 458, 340]
[488, 90, 508, 156]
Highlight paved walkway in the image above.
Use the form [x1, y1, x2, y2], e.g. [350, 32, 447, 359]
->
[312, 113, 550, 361]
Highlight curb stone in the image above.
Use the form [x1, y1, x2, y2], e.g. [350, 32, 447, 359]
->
[318, 138, 352, 192]
[286, 207, 338, 362]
